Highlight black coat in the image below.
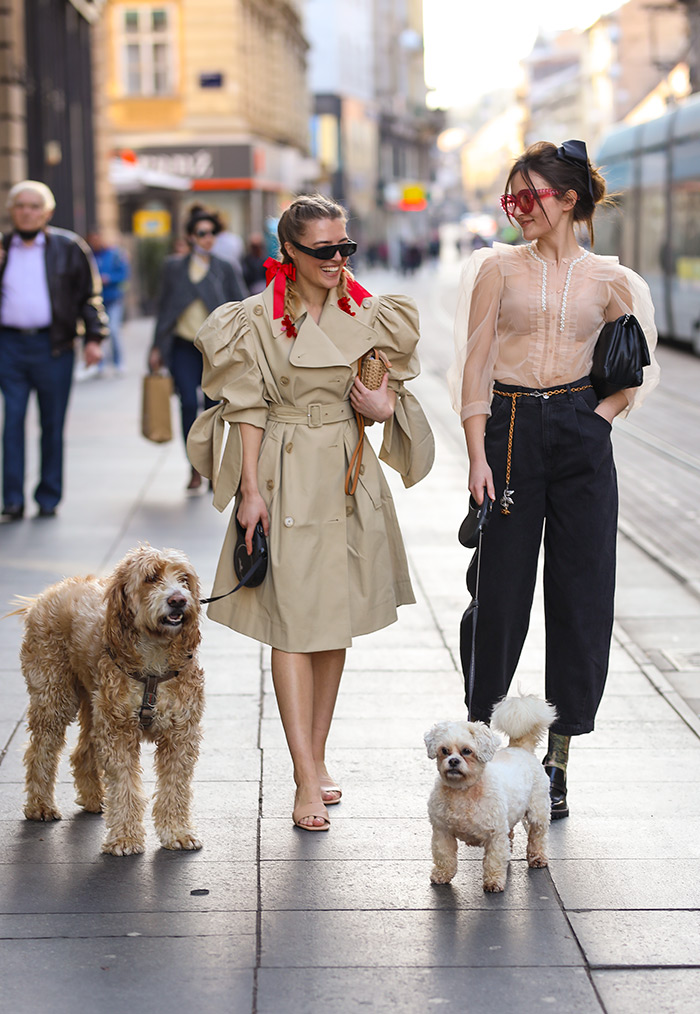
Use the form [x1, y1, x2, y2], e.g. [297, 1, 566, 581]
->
[152, 253, 245, 364]
[0, 227, 109, 355]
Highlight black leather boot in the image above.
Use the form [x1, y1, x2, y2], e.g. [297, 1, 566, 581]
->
[543, 764, 569, 819]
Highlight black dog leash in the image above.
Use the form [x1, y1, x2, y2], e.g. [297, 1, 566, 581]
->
[199, 554, 266, 604]
[465, 529, 484, 719]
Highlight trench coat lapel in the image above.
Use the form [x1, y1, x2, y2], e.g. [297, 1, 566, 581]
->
[289, 291, 376, 370]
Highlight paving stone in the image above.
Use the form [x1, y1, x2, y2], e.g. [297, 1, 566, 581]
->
[0, 908, 254, 941]
[0, 860, 257, 914]
[0, 939, 254, 1014]
[570, 910, 700, 966]
[261, 858, 558, 910]
[547, 817, 700, 860]
[257, 967, 603, 1014]
[260, 908, 583, 968]
[592, 969, 700, 1014]
[550, 859, 700, 909]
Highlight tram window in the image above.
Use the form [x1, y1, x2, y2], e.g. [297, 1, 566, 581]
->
[638, 151, 665, 277]
[672, 182, 700, 261]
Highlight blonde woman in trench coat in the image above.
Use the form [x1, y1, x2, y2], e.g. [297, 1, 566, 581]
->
[188, 195, 434, 830]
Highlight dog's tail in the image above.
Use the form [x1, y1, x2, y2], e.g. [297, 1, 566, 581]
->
[2, 595, 37, 620]
[490, 692, 556, 753]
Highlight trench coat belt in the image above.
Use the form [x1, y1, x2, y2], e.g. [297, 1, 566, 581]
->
[267, 401, 355, 428]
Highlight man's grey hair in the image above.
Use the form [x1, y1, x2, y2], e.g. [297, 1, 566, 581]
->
[7, 180, 56, 212]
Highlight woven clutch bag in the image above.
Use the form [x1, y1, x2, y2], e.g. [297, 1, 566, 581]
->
[360, 350, 388, 426]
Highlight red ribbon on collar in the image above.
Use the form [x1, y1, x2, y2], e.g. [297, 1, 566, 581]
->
[345, 276, 372, 306]
[264, 258, 296, 319]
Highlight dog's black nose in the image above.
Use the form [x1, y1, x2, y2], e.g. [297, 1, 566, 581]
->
[448, 756, 461, 767]
[167, 592, 186, 608]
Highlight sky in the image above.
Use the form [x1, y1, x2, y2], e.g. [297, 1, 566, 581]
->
[423, 0, 625, 109]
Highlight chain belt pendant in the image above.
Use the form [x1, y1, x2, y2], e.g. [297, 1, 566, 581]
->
[493, 384, 592, 515]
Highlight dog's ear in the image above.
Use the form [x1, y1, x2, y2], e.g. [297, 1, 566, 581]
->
[424, 723, 448, 759]
[103, 562, 134, 653]
[469, 722, 501, 763]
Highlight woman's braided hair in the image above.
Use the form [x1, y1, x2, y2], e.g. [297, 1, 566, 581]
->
[277, 194, 353, 321]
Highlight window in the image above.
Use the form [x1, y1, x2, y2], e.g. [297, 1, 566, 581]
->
[116, 5, 176, 96]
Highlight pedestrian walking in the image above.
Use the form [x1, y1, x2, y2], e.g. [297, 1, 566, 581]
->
[87, 230, 130, 377]
[448, 140, 660, 818]
[0, 180, 108, 520]
[187, 194, 434, 831]
[148, 206, 245, 491]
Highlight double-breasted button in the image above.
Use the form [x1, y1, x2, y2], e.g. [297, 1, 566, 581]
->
[285, 442, 293, 453]
[362, 297, 371, 309]
[346, 505, 354, 517]
[284, 516, 294, 527]
[266, 479, 274, 490]
[280, 376, 290, 386]
[253, 304, 263, 316]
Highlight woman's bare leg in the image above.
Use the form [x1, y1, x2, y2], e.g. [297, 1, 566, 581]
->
[271, 648, 344, 827]
[310, 649, 345, 801]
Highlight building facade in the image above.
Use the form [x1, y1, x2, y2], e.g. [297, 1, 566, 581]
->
[101, 0, 313, 244]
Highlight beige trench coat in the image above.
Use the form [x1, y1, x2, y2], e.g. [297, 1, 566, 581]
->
[187, 279, 434, 652]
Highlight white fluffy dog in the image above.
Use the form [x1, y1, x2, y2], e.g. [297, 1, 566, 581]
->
[424, 694, 555, 892]
[17, 544, 204, 856]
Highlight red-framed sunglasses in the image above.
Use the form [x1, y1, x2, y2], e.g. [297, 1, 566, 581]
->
[500, 188, 560, 216]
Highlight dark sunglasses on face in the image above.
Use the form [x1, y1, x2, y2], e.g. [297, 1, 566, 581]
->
[500, 188, 560, 216]
[291, 239, 358, 260]
[194, 228, 215, 238]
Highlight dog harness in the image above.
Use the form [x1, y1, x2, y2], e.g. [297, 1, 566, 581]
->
[105, 648, 185, 729]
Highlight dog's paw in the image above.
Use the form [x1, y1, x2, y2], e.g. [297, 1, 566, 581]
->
[430, 867, 455, 885]
[101, 836, 146, 856]
[24, 802, 62, 821]
[483, 880, 505, 893]
[527, 854, 548, 869]
[160, 832, 203, 851]
[75, 796, 104, 813]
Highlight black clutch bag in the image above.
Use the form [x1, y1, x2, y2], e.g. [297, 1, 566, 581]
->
[233, 518, 268, 588]
[458, 495, 494, 548]
[590, 313, 650, 400]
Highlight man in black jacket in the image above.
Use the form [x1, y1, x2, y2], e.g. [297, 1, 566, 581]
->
[0, 180, 108, 520]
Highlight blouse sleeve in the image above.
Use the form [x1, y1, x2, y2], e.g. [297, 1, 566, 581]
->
[447, 249, 503, 422]
[195, 301, 268, 428]
[604, 265, 660, 415]
[371, 294, 435, 487]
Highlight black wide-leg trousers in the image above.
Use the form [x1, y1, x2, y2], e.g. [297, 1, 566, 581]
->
[460, 378, 618, 736]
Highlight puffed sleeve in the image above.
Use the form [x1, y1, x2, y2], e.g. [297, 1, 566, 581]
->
[186, 302, 267, 511]
[603, 264, 660, 415]
[447, 249, 503, 422]
[371, 294, 435, 487]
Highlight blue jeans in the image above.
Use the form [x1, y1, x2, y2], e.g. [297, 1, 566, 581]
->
[0, 328, 74, 511]
[102, 299, 124, 369]
[169, 336, 216, 444]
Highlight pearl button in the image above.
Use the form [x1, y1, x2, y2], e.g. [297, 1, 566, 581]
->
[284, 516, 294, 527]
[253, 304, 263, 316]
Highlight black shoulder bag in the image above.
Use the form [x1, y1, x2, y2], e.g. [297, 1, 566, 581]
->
[590, 313, 651, 400]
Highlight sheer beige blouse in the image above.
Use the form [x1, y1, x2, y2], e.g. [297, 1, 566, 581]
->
[447, 242, 660, 422]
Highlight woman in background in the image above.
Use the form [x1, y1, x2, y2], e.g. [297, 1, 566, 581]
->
[149, 206, 245, 490]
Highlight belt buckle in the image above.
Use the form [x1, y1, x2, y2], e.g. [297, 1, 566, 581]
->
[533, 390, 550, 400]
[307, 403, 322, 427]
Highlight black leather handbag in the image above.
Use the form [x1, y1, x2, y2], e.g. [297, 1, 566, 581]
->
[590, 313, 650, 400]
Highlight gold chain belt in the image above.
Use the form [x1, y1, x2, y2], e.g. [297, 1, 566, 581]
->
[492, 384, 592, 514]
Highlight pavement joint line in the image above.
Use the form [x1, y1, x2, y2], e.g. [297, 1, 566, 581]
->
[406, 548, 461, 676]
[613, 622, 700, 739]
[617, 517, 700, 603]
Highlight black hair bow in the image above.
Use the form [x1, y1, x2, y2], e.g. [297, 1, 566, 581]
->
[556, 139, 595, 200]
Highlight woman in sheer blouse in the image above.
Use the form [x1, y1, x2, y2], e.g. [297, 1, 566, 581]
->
[448, 140, 659, 819]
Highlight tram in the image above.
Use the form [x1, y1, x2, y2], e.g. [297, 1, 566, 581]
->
[595, 92, 700, 353]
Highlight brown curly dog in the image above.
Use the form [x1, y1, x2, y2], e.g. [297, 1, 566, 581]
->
[18, 544, 204, 856]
